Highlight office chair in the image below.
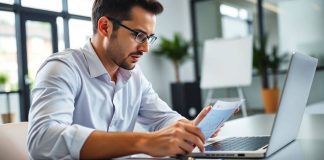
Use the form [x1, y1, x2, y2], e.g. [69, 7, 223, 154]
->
[0, 122, 28, 160]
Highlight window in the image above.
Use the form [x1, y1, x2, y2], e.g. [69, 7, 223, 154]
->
[21, 0, 62, 12]
[0, 11, 20, 123]
[0, 1, 93, 122]
[275, 0, 324, 66]
[69, 19, 92, 49]
[0, 11, 17, 91]
[68, 0, 93, 17]
[239, 9, 248, 20]
[220, 4, 249, 20]
[0, 0, 14, 4]
[220, 4, 250, 38]
[220, 4, 239, 18]
[56, 17, 65, 51]
[222, 17, 249, 38]
[26, 20, 53, 83]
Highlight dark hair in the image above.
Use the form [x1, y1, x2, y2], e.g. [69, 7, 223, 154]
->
[92, 0, 164, 34]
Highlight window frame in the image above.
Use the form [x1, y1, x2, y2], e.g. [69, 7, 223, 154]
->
[0, 0, 91, 121]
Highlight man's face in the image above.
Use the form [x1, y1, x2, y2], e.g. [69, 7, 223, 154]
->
[106, 6, 156, 70]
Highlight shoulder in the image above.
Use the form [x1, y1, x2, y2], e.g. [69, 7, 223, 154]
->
[36, 49, 86, 83]
[34, 49, 84, 94]
[38, 49, 88, 74]
[46, 49, 84, 65]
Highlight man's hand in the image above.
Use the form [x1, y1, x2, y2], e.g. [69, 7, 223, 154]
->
[141, 120, 205, 157]
[191, 106, 240, 139]
[192, 105, 212, 126]
[208, 107, 240, 138]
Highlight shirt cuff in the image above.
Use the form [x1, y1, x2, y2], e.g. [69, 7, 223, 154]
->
[62, 124, 95, 159]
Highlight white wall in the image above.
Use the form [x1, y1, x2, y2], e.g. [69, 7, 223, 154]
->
[195, 0, 222, 72]
[278, 0, 324, 56]
[139, 0, 195, 107]
[139, 0, 324, 112]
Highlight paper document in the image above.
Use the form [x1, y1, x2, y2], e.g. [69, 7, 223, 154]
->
[197, 99, 244, 140]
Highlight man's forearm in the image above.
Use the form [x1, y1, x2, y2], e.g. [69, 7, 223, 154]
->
[80, 131, 151, 159]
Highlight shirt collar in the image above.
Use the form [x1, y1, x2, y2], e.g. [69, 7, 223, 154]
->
[82, 39, 107, 78]
[81, 39, 133, 81]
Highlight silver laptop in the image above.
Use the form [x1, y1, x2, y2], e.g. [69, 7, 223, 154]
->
[186, 53, 318, 159]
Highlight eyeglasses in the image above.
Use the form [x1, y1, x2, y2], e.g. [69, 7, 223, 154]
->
[106, 16, 157, 45]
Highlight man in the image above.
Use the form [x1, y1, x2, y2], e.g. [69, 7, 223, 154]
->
[27, 0, 217, 159]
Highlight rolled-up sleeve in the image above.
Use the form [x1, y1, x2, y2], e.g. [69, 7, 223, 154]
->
[137, 71, 186, 131]
[27, 59, 94, 159]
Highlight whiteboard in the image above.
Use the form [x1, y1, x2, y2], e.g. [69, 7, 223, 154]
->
[200, 36, 253, 89]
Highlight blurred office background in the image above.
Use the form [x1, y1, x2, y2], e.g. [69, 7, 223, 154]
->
[1, 0, 324, 124]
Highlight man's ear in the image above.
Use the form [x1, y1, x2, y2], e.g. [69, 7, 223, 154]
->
[97, 16, 113, 37]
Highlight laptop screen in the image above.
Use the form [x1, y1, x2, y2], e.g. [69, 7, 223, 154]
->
[266, 53, 317, 156]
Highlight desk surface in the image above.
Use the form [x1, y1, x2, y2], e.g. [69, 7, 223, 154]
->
[218, 113, 324, 140]
[130, 114, 324, 159]
[204, 113, 324, 160]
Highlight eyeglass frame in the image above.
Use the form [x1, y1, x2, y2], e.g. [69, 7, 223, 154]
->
[106, 16, 157, 45]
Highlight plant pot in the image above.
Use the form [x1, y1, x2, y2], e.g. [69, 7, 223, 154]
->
[261, 88, 280, 113]
[1, 113, 15, 123]
[171, 82, 202, 119]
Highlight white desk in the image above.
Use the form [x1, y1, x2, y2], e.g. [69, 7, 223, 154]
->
[129, 114, 324, 159]
[199, 114, 324, 160]
[218, 114, 324, 140]
[306, 101, 324, 114]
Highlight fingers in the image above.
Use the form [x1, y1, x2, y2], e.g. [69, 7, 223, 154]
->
[173, 146, 187, 156]
[235, 108, 240, 113]
[210, 124, 224, 138]
[181, 122, 205, 142]
[192, 106, 212, 126]
[180, 129, 205, 152]
[178, 123, 205, 152]
[178, 140, 195, 154]
[149, 120, 208, 157]
[172, 121, 206, 152]
[210, 129, 220, 138]
[172, 139, 196, 155]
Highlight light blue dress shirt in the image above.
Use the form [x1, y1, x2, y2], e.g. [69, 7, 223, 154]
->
[27, 39, 185, 159]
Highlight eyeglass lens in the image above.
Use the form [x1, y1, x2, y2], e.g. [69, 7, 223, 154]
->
[136, 32, 156, 45]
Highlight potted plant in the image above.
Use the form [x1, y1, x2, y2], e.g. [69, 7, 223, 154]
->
[0, 73, 15, 123]
[152, 33, 201, 119]
[0, 72, 8, 91]
[253, 36, 288, 113]
[152, 33, 191, 82]
[268, 46, 289, 90]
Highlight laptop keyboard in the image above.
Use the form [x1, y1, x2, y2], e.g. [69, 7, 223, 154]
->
[205, 136, 270, 151]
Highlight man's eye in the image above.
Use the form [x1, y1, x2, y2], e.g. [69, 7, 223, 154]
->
[138, 33, 147, 38]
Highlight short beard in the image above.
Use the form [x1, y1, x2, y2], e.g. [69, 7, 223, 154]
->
[109, 33, 142, 70]
[119, 51, 143, 70]
[120, 62, 135, 70]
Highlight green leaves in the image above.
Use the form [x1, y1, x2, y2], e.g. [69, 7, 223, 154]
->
[152, 33, 191, 64]
[151, 33, 191, 82]
[0, 73, 8, 85]
[253, 35, 268, 77]
[268, 46, 289, 74]
[253, 34, 289, 89]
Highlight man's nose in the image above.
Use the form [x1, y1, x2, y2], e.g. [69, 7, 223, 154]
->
[137, 40, 149, 53]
